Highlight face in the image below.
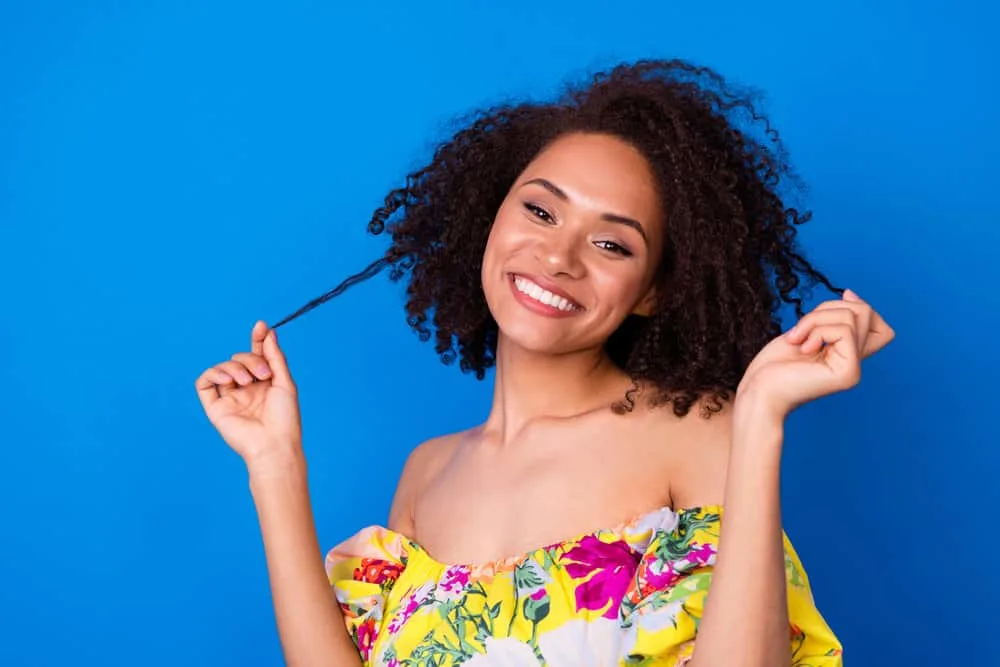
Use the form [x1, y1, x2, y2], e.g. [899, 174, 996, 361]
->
[481, 132, 664, 356]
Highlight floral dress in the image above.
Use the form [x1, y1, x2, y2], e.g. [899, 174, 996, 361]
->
[326, 505, 842, 666]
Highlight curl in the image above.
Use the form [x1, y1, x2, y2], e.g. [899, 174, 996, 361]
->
[270, 256, 390, 329]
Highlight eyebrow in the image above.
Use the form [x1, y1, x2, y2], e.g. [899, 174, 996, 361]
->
[522, 178, 649, 244]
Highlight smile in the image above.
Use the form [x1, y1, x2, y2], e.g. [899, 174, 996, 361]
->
[509, 274, 583, 315]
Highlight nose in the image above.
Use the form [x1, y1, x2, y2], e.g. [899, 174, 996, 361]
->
[537, 231, 585, 278]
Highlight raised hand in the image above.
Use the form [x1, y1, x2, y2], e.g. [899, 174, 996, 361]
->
[195, 321, 303, 473]
[737, 289, 895, 419]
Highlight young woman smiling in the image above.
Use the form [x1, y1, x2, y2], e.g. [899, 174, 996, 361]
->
[196, 59, 892, 666]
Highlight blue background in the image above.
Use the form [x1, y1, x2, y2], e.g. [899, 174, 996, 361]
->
[1, 1, 996, 664]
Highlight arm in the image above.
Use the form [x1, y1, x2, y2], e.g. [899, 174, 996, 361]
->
[688, 290, 893, 665]
[254, 434, 448, 667]
[250, 455, 363, 667]
[685, 394, 790, 667]
[195, 323, 364, 666]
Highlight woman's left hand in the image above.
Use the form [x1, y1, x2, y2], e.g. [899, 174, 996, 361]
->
[736, 289, 895, 421]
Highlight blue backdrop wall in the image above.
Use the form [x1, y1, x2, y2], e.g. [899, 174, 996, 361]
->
[1, 1, 996, 664]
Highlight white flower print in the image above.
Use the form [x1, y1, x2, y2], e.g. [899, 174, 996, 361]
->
[461, 636, 539, 667]
[537, 618, 623, 667]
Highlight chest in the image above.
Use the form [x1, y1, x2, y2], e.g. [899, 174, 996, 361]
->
[411, 426, 673, 565]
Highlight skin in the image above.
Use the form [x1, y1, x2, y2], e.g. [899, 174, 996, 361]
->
[196, 132, 895, 667]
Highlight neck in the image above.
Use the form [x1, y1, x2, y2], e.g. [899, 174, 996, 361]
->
[483, 334, 632, 446]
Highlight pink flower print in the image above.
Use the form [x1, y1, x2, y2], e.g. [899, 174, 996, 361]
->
[355, 617, 377, 662]
[386, 582, 433, 635]
[530, 588, 546, 601]
[686, 542, 716, 565]
[433, 565, 471, 604]
[638, 559, 681, 594]
[630, 541, 717, 604]
[563, 536, 640, 619]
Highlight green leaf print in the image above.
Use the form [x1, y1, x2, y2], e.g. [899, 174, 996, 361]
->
[655, 511, 721, 562]
[522, 594, 551, 624]
[402, 631, 474, 667]
[663, 572, 711, 603]
[399, 582, 504, 667]
[785, 552, 805, 588]
[514, 560, 546, 592]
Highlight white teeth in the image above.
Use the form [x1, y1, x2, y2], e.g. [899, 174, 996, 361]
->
[513, 276, 579, 312]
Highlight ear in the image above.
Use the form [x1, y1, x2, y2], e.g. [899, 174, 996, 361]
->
[631, 286, 657, 317]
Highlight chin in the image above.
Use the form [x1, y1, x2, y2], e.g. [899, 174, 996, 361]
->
[499, 328, 570, 356]
[491, 312, 597, 357]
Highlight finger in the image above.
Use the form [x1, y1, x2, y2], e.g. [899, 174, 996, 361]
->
[251, 320, 268, 356]
[825, 324, 862, 385]
[843, 290, 895, 357]
[841, 290, 873, 353]
[842, 299, 871, 354]
[195, 367, 235, 409]
[786, 308, 858, 345]
[231, 351, 272, 380]
[842, 288, 863, 304]
[864, 318, 896, 357]
[799, 321, 860, 357]
[262, 328, 296, 392]
[802, 324, 862, 388]
[810, 298, 871, 353]
[217, 360, 256, 386]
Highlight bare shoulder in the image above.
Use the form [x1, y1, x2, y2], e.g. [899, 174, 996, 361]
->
[645, 397, 736, 510]
[387, 430, 465, 533]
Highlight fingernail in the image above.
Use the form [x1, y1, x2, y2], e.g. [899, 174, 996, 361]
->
[257, 366, 271, 378]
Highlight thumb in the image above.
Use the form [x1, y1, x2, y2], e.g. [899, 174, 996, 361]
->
[262, 328, 296, 392]
[842, 288, 863, 303]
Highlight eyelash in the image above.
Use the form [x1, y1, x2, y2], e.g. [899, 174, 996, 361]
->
[522, 202, 634, 257]
[524, 203, 553, 222]
[595, 240, 633, 257]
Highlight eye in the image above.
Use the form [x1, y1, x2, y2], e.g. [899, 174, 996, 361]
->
[594, 240, 634, 257]
[523, 202, 554, 223]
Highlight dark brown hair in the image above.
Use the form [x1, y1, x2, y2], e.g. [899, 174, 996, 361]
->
[273, 59, 840, 417]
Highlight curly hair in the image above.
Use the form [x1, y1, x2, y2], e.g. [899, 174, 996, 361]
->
[273, 59, 840, 417]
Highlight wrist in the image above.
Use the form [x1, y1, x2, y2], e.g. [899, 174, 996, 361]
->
[731, 391, 786, 462]
[246, 444, 307, 485]
[733, 383, 788, 429]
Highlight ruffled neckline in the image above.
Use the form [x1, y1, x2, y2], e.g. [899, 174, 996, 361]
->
[340, 504, 724, 577]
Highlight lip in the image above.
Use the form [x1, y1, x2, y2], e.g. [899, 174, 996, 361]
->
[507, 272, 584, 318]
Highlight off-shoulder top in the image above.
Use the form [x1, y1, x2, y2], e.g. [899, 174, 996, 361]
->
[326, 505, 842, 666]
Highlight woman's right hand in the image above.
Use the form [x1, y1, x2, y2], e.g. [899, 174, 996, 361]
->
[196, 321, 304, 474]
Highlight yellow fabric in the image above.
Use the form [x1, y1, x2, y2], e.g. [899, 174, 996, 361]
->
[326, 506, 842, 666]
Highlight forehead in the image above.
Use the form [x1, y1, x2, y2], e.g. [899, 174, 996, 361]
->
[520, 133, 661, 218]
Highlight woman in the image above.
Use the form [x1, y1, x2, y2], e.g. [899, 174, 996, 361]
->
[196, 60, 893, 666]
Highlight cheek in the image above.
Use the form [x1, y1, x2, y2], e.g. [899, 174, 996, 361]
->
[482, 212, 528, 266]
[480, 218, 513, 290]
[480, 224, 504, 278]
[591, 266, 649, 306]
